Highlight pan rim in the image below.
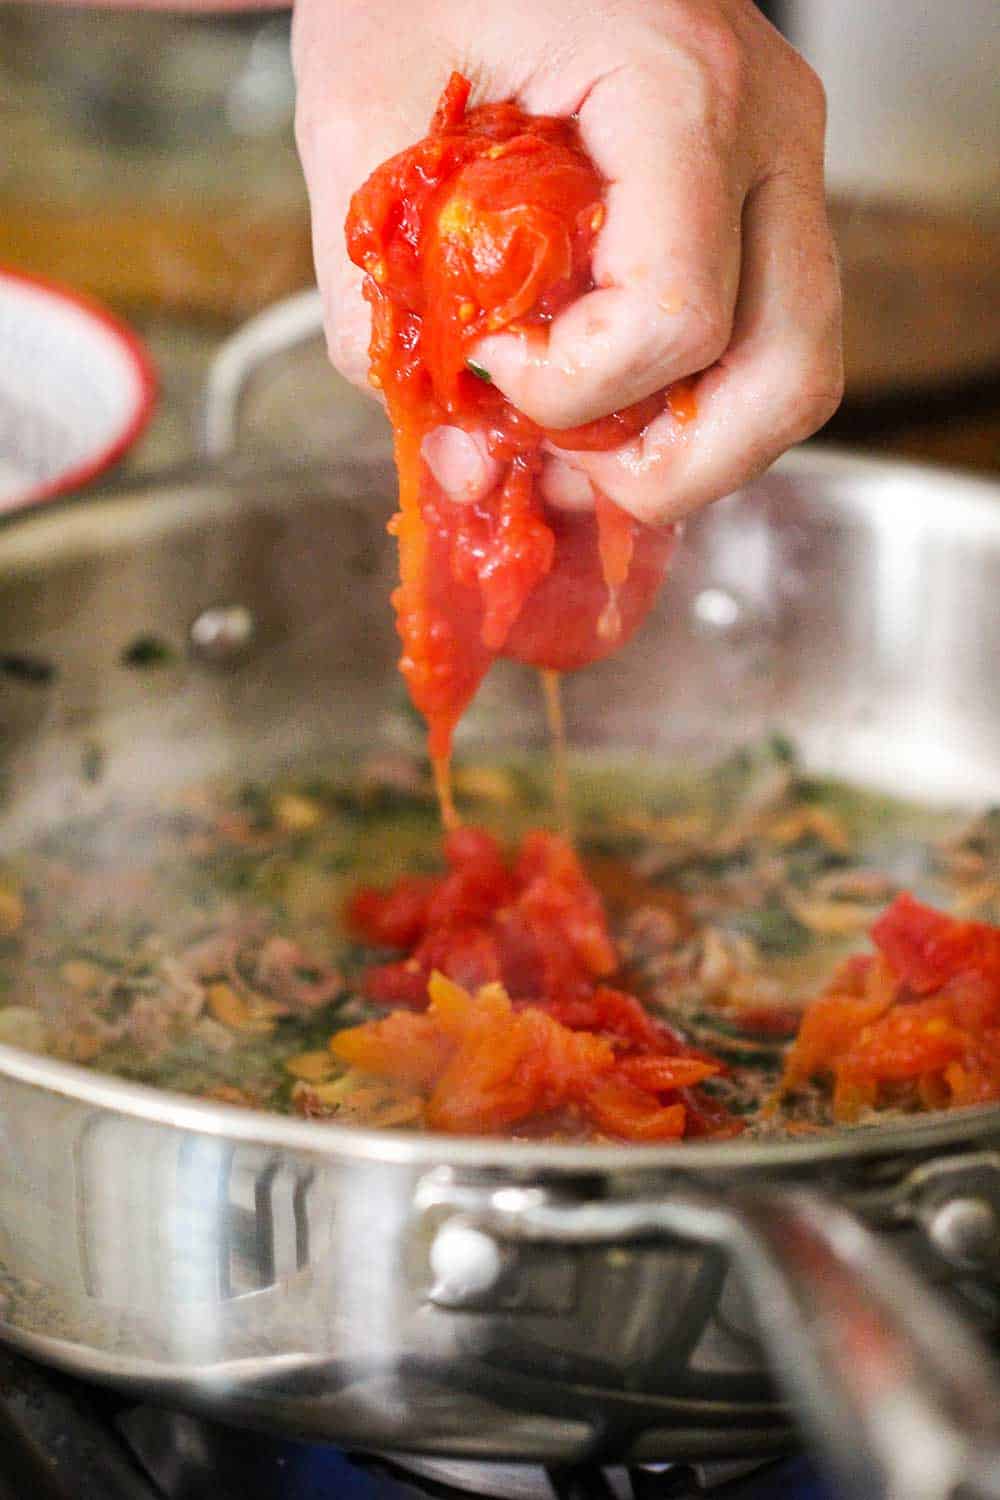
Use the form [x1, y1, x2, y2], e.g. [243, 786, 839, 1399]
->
[2, 446, 1000, 548]
[2, 1034, 999, 1175]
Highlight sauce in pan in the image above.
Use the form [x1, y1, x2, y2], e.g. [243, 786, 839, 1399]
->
[2, 736, 994, 1141]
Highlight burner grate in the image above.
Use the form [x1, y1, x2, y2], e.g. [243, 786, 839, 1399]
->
[371, 1455, 804, 1500]
[0, 1347, 831, 1500]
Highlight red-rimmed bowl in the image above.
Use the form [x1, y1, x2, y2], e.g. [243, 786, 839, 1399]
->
[0, 266, 157, 512]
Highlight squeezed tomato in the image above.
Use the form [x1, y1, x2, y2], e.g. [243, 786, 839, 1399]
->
[346, 73, 687, 773]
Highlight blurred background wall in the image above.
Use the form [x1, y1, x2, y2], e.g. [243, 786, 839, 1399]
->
[789, 0, 1000, 210]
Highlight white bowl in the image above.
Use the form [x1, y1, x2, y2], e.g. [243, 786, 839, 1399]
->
[0, 266, 156, 513]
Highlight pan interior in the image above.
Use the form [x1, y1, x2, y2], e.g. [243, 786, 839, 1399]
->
[2, 451, 1000, 1167]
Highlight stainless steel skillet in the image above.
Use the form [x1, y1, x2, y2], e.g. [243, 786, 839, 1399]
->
[2, 449, 1000, 1498]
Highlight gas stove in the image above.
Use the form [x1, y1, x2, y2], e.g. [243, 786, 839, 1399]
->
[0, 1347, 833, 1500]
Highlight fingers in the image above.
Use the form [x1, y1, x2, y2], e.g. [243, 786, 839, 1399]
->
[556, 163, 843, 524]
[539, 456, 596, 512]
[423, 429, 600, 512]
[472, 61, 747, 430]
[422, 426, 502, 502]
[292, 85, 378, 387]
[293, 104, 384, 390]
[292, 5, 447, 391]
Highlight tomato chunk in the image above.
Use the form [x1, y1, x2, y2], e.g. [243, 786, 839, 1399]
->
[348, 877, 434, 950]
[585, 1079, 687, 1142]
[336, 829, 736, 1140]
[355, 829, 620, 1008]
[779, 894, 1000, 1121]
[334, 970, 712, 1140]
[331, 1009, 452, 1089]
[872, 891, 1000, 995]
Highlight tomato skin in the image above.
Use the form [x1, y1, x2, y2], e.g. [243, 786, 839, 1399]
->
[348, 877, 435, 950]
[586, 1078, 687, 1141]
[421, 147, 598, 404]
[617, 1054, 719, 1090]
[537, 987, 670, 1051]
[502, 508, 677, 672]
[546, 394, 667, 453]
[362, 959, 431, 1009]
[331, 1009, 453, 1088]
[872, 892, 1000, 996]
[346, 74, 690, 760]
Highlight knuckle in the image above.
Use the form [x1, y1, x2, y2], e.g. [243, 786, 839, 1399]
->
[798, 379, 844, 435]
[788, 52, 828, 132]
[694, 14, 749, 109]
[672, 39, 747, 144]
[783, 351, 845, 438]
[672, 299, 732, 371]
[819, 266, 844, 331]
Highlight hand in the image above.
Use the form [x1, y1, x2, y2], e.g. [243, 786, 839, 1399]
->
[293, 0, 843, 525]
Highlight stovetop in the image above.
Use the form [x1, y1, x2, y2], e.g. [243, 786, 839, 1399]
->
[0, 1347, 835, 1500]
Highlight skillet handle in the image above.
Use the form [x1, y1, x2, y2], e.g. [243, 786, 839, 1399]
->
[200, 288, 323, 460]
[723, 1189, 1000, 1500]
[423, 1182, 1000, 1500]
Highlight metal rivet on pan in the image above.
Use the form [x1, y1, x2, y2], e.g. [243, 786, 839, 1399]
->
[188, 605, 256, 666]
[926, 1195, 1000, 1270]
[429, 1220, 509, 1307]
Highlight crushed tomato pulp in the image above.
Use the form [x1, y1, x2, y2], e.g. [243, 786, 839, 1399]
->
[346, 73, 690, 779]
[338, 828, 741, 1141]
[339, 854, 1000, 1138]
[778, 893, 1000, 1120]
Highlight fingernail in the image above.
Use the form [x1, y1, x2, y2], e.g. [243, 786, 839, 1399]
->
[421, 426, 500, 504]
[540, 457, 595, 513]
